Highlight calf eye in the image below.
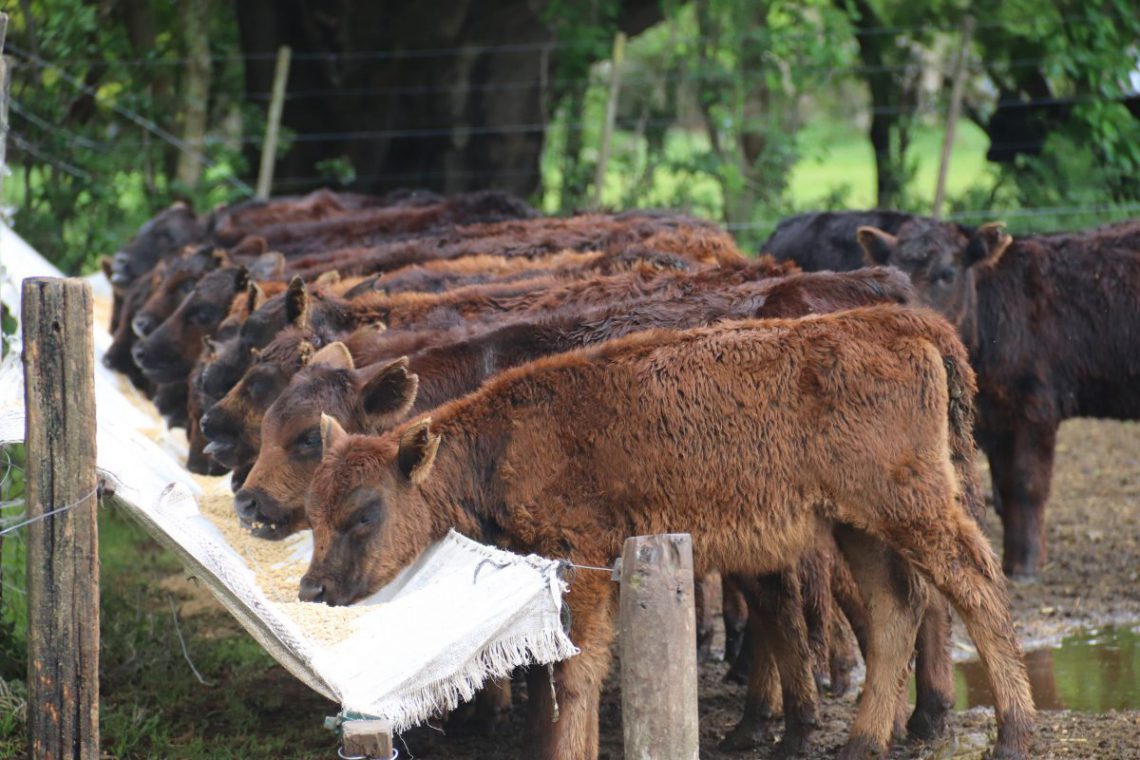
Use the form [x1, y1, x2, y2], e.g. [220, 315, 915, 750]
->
[188, 306, 219, 327]
[290, 428, 323, 460]
[177, 280, 197, 297]
[933, 268, 956, 284]
[353, 503, 382, 530]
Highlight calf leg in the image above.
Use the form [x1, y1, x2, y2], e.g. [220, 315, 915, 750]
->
[908, 599, 955, 741]
[527, 578, 614, 760]
[722, 573, 749, 676]
[799, 549, 835, 695]
[985, 421, 1058, 580]
[863, 494, 1035, 759]
[720, 590, 782, 751]
[738, 572, 818, 757]
[834, 527, 926, 760]
[695, 571, 721, 663]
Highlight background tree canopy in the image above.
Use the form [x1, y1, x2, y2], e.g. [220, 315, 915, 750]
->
[3, 0, 1139, 266]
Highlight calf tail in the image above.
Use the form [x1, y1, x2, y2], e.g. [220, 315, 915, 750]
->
[937, 334, 985, 521]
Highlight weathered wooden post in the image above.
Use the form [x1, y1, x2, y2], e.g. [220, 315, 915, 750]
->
[256, 45, 293, 199]
[593, 31, 627, 208]
[341, 719, 393, 759]
[932, 15, 975, 219]
[22, 278, 100, 760]
[618, 533, 699, 760]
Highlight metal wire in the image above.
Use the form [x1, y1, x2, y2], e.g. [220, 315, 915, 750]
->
[0, 485, 101, 538]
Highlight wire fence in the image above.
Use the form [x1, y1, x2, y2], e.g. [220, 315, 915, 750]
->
[4, 25, 1139, 234]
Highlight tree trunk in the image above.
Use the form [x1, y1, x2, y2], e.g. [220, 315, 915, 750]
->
[846, 0, 917, 209]
[176, 0, 211, 188]
[233, 0, 661, 197]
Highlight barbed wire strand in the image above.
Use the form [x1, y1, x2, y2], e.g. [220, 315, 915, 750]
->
[0, 485, 102, 538]
[5, 43, 254, 197]
[1, 12, 1111, 68]
[168, 595, 217, 687]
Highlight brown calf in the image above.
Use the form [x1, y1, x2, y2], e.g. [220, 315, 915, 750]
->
[858, 218, 1140, 578]
[302, 306, 1033, 760]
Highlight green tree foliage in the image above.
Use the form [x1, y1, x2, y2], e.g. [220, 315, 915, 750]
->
[5, 0, 249, 274]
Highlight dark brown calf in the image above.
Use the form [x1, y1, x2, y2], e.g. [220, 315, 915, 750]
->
[859, 218, 1140, 578]
[302, 307, 1034, 760]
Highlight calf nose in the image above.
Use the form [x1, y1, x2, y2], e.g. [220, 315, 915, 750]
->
[200, 409, 219, 438]
[132, 313, 157, 337]
[298, 576, 325, 603]
[130, 342, 148, 369]
[234, 489, 259, 523]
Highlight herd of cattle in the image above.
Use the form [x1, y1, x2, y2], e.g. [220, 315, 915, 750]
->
[101, 187, 1139, 759]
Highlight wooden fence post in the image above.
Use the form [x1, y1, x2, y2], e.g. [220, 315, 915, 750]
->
[1, 12, 10, 203]
[341, 719, 393, 759]
[22, 277, 99, 760]
[932, 16, 975, 219]
[256, 45, 292, 199]
[592, 31, 627, 209]
[618, 533, 699, 760]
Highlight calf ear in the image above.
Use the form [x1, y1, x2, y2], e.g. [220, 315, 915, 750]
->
[233, 266, 252, 294]
[249, 251, 286, 279]
[967, 222, 1012, 266]
[246, 281, 267, 312]
[314, 270, 341, 288]
[311, 341, 355, 370]
[285, 277, 310, 328]
[397, 419, 440, 484]
[231, 235, 269, 259]
[856, 226, 898, 265]
[319, 413, 349, 456]
[100, 257, 114, 282]
[209, 248, 233, 269]
[359, 357, 419, 419]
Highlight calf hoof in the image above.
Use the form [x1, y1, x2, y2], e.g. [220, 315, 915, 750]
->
[829, 660, 854, 698]
[773, 728, 812, 759]
[718, 721, 772, 752]
[907, 700, 950, 742]
[697, 633, 715, 664]
[836, 734, 885, 760]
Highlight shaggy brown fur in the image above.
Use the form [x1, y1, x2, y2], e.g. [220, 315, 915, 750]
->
[233, 190, 536, 256]
[285, 214, 745, 277]
[859, 218, 1140, 578]
[303, 306, 1033, 760]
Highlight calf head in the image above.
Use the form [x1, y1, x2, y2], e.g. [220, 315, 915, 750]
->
[104, 267, 162, 390]
[857, 219, 1011, 344]
[200, 276, 312, 400]
[236, 344, 418, 539]
[132, 262, 262, 384]
[132, 246, 230, 339]
[110, 201, 204, 293]
[200, 335, 315, 469]
[300, 416, 440, 605]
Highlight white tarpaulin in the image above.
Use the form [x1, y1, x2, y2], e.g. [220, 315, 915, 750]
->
[0, 222, 578, 730]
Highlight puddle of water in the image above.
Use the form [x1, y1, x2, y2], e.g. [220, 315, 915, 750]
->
[953, 625, 1140, 711]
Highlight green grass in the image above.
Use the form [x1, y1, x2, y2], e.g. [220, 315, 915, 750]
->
[0, 498, 336, 759]
[789, 117, 993, 209]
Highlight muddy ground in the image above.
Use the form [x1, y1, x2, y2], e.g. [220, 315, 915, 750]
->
[164, 417, 1140, 759]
